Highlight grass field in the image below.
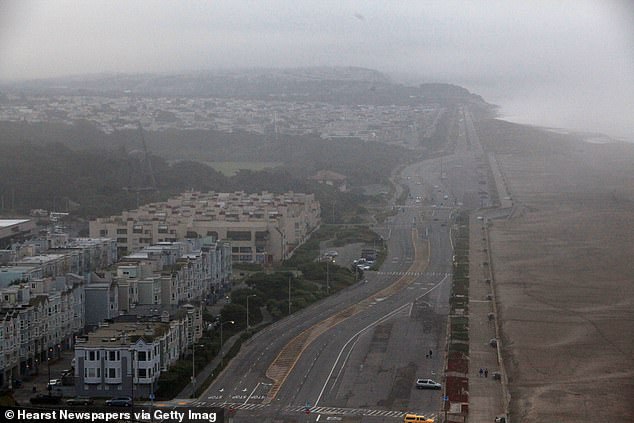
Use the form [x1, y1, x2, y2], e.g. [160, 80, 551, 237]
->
[204, 161, 282, 176]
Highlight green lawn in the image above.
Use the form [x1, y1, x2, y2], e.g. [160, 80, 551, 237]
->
[204, 161, 282, 176]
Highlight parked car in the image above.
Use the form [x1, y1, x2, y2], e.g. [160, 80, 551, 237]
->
[415, 378, 442, 389]
[47, 379, 62, 388]
[67, 396, 94, 406]
[105, 396, 133, 407]
[30, 394, 62, 405]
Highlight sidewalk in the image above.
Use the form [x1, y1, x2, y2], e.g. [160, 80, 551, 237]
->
[467, 214, 505, 422]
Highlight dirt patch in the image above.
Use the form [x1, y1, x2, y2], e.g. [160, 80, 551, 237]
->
[479, 120, 634, 421]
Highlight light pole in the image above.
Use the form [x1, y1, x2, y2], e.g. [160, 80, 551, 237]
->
[191, 344, 203, 398]
[246, 295, 257, 330]
[326, 260, 330, 294]
[219, 321, 235, 357]
[47, 347, 52, 395]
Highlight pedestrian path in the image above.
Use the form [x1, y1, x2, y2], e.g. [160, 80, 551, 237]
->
[467, 213, 506, 422]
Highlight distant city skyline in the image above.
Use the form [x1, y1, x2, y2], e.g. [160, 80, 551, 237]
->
[0, 0, 632, 139]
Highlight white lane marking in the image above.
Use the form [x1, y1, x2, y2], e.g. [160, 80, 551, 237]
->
[314, 302, 410, 406]
[243, 381, 261, 405]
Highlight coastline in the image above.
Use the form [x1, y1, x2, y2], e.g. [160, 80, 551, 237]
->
[476, 118, 634, 421]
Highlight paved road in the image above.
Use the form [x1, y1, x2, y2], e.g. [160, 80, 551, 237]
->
[176, 105, 494, 422]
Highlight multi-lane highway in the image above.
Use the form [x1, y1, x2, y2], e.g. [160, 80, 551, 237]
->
[179, 106, 490, 422]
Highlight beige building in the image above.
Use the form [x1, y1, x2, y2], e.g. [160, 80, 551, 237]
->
[90, 191, 320, 264]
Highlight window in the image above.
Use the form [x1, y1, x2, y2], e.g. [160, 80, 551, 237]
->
[86, 367, 99, 378]
[108, 351, 119, 361]
[227, 230, 251, 241]
[116, 228, 128, 234]
[108, 368, 117, 378]
[137, 351, 146, 361]
[138, 368, 146, 378]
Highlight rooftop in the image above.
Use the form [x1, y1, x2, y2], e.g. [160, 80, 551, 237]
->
[77, 321, 170, 347]
[0, 219, 31, 228]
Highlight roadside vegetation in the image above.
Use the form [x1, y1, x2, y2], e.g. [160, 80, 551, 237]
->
[446, 211, 470, 405]
[154, 222, 385, 399]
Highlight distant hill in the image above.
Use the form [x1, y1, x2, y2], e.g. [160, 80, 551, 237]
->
[0, 67, 491, 109]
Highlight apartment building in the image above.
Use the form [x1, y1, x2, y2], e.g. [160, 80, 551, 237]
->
[0, 219, 37, 249]
[0, 274, 85, 389]
[84, 276, 119, 328]
[0, 237, 117, 289]
[114, 240, 231, 311]
[89, 191, 320, 263]
[74, 304, 202, 399]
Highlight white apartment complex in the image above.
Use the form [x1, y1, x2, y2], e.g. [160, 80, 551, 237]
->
[89, 191, 320, 263]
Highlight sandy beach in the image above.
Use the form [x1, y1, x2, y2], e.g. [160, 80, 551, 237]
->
[476, 119, 634, 421]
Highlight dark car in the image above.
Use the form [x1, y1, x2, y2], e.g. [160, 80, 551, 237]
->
[105, 396, 133, 407]
[30, 394, 62, 405]
[66, 396, 94, 406]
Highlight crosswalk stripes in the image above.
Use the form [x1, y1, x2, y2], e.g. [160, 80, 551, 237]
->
[201, 401, 431, 419]
[285, 405, 408, 418]
[378, 271, 449, 277]
[204, 401, 268, 410]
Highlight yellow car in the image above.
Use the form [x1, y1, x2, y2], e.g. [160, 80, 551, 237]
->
[403, 413, 434, 422]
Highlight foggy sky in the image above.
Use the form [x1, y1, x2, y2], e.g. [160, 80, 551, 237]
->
[0, 0, 633, 139]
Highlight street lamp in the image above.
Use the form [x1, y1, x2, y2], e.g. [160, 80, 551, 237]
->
[219, 321, 235, 357]
[246, 295, 257, 330]
[47, 347, 52, 395]
[191, 344, 204, 398]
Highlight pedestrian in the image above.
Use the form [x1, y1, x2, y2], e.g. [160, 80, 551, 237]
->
[425, 353, 429, 359]
[429, 349, 433, 358]
[485, 368, 488, 378]
[479, 368, 483, 377]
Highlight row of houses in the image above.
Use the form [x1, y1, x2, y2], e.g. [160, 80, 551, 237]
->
[0, 274, 85, 389]
[84, 238, 231, 328]
[0, 232, 230, 392]
[2, 189, 319, 394]
[74, 304, 202, 398]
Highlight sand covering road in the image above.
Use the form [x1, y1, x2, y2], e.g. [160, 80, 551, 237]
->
[476, 120, 634, 421]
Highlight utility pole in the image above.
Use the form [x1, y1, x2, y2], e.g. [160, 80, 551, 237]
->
[288, 276, 292, 315]
[47, 348, 52, 396]
[246, 294, 256, 330]
[326, 261, 330, 294]
[191, 344, 196, 398]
